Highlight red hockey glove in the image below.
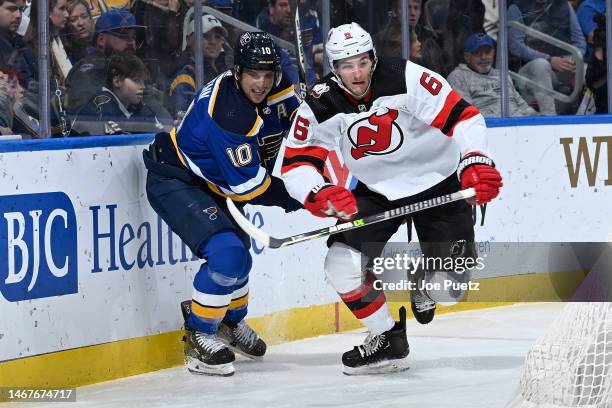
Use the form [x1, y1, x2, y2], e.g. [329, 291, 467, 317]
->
[304, 184, 357, 220]
[458, 153, 503, 205]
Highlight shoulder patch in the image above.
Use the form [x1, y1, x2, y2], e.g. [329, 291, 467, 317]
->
[310, 83, 330, 98]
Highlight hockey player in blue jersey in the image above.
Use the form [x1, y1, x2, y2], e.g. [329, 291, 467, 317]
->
[142, 31, 301, 376]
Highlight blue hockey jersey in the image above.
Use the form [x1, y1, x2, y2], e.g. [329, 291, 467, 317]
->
[170, 70, 300, 201]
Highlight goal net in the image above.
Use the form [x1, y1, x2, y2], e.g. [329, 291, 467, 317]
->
[507, 246, 612, 408]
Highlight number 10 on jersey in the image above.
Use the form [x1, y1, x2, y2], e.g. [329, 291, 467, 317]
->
[226, 144, 253, 167]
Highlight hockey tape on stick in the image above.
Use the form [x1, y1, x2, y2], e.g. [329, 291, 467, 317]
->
[226, 188, 476, 249]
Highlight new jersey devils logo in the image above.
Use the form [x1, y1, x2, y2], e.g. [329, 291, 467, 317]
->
[348, 109, 403, 160]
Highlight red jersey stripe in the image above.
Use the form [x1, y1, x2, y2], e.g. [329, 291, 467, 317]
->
[431, 90, 462, 133]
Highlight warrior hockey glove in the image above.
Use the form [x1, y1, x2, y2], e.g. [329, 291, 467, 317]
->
[304, 183, 357, 220]
[458, 152, 503, 205]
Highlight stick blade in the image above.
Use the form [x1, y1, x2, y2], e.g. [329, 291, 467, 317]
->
[225, 198, 271, 248]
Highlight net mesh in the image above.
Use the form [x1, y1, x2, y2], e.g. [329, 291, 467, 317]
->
[515, 303, 612, 408]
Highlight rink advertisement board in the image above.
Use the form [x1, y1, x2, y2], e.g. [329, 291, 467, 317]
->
[1, 117, 611, 365]
[0, 137, 336, 363]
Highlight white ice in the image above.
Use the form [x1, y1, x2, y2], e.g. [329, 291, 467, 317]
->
[12, 303, 566, 408]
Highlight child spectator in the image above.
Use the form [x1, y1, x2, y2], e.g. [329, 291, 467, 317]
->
[72, 52, 172, 134]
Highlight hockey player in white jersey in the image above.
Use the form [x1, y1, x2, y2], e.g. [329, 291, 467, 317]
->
[280, 23, 502, 374]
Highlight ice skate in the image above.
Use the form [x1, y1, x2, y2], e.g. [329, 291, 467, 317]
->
[342, 307, 410, 375]
[410, 269, 437, 324]
[181, 300, 235, 376]
[411, 289, 436, 324]
[217, 319, 267, 359]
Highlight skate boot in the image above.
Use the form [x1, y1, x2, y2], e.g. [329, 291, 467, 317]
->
[411, 289, 436, 324]
[180, 300, 235, 376]
[342, 307, 410, 375]
[410, 269, 436, 324]
[217, 319, 267, 359]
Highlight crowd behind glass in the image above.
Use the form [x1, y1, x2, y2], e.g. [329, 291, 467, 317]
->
[0, 0, 607, 138]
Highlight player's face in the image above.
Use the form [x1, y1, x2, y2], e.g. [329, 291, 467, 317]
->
[240, 68, 275, 104]
[465, 46, 495, 74]
[335, 52, 374, 98]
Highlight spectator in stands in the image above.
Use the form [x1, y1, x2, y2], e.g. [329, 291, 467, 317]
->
[442, 0, 485, 75]
[72, 52, 172, 135]
[585, 13, 607, 113]
[234, 0, 267, 24]
[481, 0, 498, 41]
[377, 0, 421, 57]
[0, 68, 22, 134]
[168, 13, 229, 119]
[256, 0, 294, 42]
[0, 0, 34, 88]
[64, 0, 94, 64]
[132, 0, 184, 92]
[64, 8, 145, 112]
[18, 0, 74, 137]
[448, 33, 536, 117]
[576, 0, 604, 45]
[296, 0, 323, 84]
[24, 0, 72, 85]
[256, 0, 322, 85]
[508, 0, 586, 115]
[410, 29, 423, 63]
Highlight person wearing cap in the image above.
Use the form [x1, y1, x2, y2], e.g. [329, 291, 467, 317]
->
[64, 8, 146, 113]
[447, 32, 535, 117]
[167, 13, 230, 119]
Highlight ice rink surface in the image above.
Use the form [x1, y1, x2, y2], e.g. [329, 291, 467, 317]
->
[12, 303, 566, 408]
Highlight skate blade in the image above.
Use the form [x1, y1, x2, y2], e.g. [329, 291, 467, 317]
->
[342, 357, 410, 376]
[222, 344, 264, 361]
[185, 357, 235, 377]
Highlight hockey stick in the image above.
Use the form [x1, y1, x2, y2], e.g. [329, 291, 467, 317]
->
[226, 188, 476, 249]
[293, 2, 308, 99]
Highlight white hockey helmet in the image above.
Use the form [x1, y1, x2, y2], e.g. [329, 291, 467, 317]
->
[325, 22, 378, 74]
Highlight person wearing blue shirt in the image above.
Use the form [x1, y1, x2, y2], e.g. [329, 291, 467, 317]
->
[508, 0, 587, 115]
[142, 32, 301, 377]
[576, 0, 605, 44]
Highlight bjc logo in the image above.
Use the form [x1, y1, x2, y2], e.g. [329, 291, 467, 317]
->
[0, 192, 78, 301]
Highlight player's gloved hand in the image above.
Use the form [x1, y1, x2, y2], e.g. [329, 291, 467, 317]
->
[458, 152, 503, 205]
[304, 183, 357, 220]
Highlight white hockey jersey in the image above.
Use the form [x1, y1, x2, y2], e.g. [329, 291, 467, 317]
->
[280, 58, 490, 203]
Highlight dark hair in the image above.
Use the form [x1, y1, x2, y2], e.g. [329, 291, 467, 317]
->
[593, 12, 606, 50]
[105, 52, 148, 88]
